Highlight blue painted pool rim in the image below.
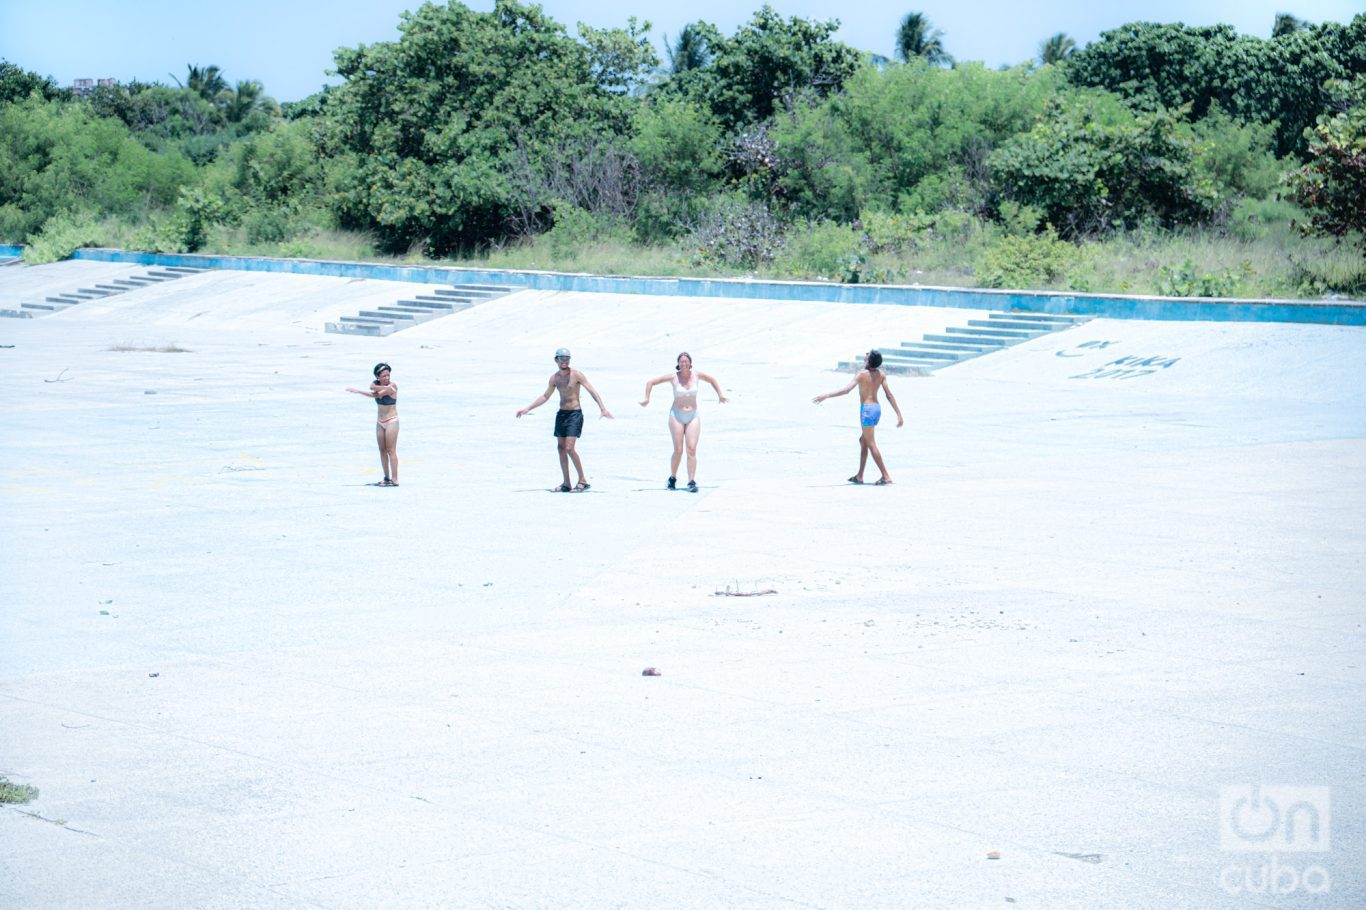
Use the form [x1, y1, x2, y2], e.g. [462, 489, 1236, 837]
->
[51, 246, 1366, 326]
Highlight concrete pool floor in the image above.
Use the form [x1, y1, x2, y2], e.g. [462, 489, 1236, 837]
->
[1, 261, 1363, 908]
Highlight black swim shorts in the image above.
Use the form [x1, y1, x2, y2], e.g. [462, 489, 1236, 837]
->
[554, 408, 584, 438]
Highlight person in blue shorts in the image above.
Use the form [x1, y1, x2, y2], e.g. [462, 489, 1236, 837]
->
[813, 350, 904, 485]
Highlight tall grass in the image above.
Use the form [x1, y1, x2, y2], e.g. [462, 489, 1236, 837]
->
[440, 235, 722, 277]
[57, 200, 1356, 300]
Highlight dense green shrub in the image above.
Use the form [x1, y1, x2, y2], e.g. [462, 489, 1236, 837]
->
[808, 62, 1064, 217]
[129, 187, 227, 253]
[231, 119, 325, 206]
[541, 206, 631, 257]
[22, 210, 102, 264]
[0, 96, 195, 241]
[1154, 257, 1256, 297]
[858, 210, 936, 253]
[689, 194, 785, 268]
[774, 220, 861, 277]
[243, 207, 296, 244]
[1188, 104, 1283, 200]
[769, 99, 871, 220]
[990, 94, 1221, 236]
[1283, 76, 1366, 251]
[0, 60, 66, 104]
[1065, 16, 1366, 156]
[629, 98, 722, 197]
[977, 227, 1073, 288]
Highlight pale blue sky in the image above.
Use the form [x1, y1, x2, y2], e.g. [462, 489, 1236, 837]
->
[2, 0, 1361, 102]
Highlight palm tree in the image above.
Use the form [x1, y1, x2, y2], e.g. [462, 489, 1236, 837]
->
[1272, 13, 1310, 38]
[221, 80, 279, 123]
[1039, 33, 1077, 65]
[895, 12, 952, 66]
[172, 64, 228, 101]
[189, 64, 229, 101]
[665, 23, 711, 75]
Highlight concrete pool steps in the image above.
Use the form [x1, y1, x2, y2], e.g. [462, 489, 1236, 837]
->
[839, 311, 1093, 373]
[2, 266, 210, 319]
[326, 284, 519, 336]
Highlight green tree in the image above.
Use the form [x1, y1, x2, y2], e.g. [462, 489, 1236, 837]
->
[1283, 76, 1366, 250]
[120, 84, 222, 139]
[809, 62, 1063, 218]
[0, 96, 194, 242]
[1188, 102, 1283, 199]
[231, 118, 324, 205]
[660, 7, 862, 131]
[318, 0, 652, 253]
[666, 24, 712, 75]
[1039, 33, 1076, 65]
[1272, 12, 1310, 38]
[629, 98, 722, 195]
[1066, 16, 1365, 156]
[768, 99, 871, 220]
[578, 17, 658, 95]
[990, 93, 1221, 236]
[175, 64, 228, 101]
[895, 12, 951, 66]
[0, 60, 66, 104]
[221, 80, 280, 124]
[626, 97, 723, 239]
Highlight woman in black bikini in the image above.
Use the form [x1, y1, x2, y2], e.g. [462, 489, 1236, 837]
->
[346, 362, 399, 486]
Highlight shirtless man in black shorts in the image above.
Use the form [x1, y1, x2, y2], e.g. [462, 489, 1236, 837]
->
[516, 348, 613, 491]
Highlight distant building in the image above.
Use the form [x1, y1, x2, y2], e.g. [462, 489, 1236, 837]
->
[71, 78, 118, 96]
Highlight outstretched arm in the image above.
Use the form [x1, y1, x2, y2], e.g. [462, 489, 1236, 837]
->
[577, 372, 613, 419]
[882, 378, 905, 427]
[699, 372, 728, 404]
[347, 381, 395, 398]
[813, 376, 858, 404]
[517, 379, 555, 418]
[639, 374, 673, 406]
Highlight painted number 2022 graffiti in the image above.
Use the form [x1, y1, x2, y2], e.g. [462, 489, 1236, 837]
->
[1070, 354, 1181, 381]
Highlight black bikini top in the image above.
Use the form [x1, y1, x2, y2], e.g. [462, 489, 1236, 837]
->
[376, 394, 396, 406]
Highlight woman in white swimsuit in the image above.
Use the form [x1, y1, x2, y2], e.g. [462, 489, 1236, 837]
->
[639, 352, 727, 491]
[346, 362, 399, 486]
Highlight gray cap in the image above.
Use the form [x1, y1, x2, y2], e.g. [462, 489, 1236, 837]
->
[554, 348, 571, 359]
